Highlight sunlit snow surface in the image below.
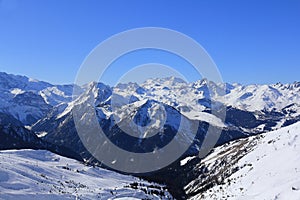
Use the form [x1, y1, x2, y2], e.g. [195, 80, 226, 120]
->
[0, 150, 171, 200]
[188, 122, 300, 200]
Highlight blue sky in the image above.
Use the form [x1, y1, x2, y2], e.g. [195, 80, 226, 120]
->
[0, 0, 299, 85]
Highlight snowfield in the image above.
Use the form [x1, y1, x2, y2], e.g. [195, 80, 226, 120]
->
[0, 150, 171, 200]
[187, 122, 300, 200]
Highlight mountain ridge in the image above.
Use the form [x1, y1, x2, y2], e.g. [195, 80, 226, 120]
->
[1, 71, 300, 199]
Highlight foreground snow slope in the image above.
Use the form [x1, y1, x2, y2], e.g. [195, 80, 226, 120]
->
[0, 150, 171, 200]
[187, 122, 300, 200]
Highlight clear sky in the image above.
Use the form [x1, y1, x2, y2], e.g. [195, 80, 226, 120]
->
[0, 0, 299, 85]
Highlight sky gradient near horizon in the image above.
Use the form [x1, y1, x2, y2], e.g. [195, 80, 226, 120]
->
[0, 0, 299, 85]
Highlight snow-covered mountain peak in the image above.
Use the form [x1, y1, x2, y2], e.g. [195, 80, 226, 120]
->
[0, 72, 79, 124]
[115, 82, 140, 90]
[0, 72, 52, 91]
[0, 71, 299, 128]
[75, 81, 112, 106]
[273, 81, 300, 91]
[39, 84, 74, 106]
[142, 76, 187, 88]
[193, 78, 209, 87]
[216, 81, 300, 112]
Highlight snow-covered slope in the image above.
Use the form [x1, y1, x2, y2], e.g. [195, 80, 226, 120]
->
[185, 122, 300, 200]
[0, 149, 171, 200]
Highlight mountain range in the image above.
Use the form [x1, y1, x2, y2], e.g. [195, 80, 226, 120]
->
[0, 71, 300, 199]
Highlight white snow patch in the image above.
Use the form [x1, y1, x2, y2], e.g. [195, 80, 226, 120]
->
[10, 88, 25, 95]
[56, 102, 73, 119]
[180, 156, 197, 166]
[29, 78, 39, 82]
[37, 131, 48, 138]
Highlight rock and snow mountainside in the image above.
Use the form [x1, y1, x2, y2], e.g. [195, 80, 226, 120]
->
[218, 82, 300, 112]
[140, 77, 300, 115]
[1, 72, 300, 199]
[0, 72, 76, 125]
[0, 149, 171, 200]
[0, 112, 43, 150]
[184, 122, 300, 200]
[31, 77, 300, 164]
[1, 71, 299, 126]
[0, 111, 82, 161]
